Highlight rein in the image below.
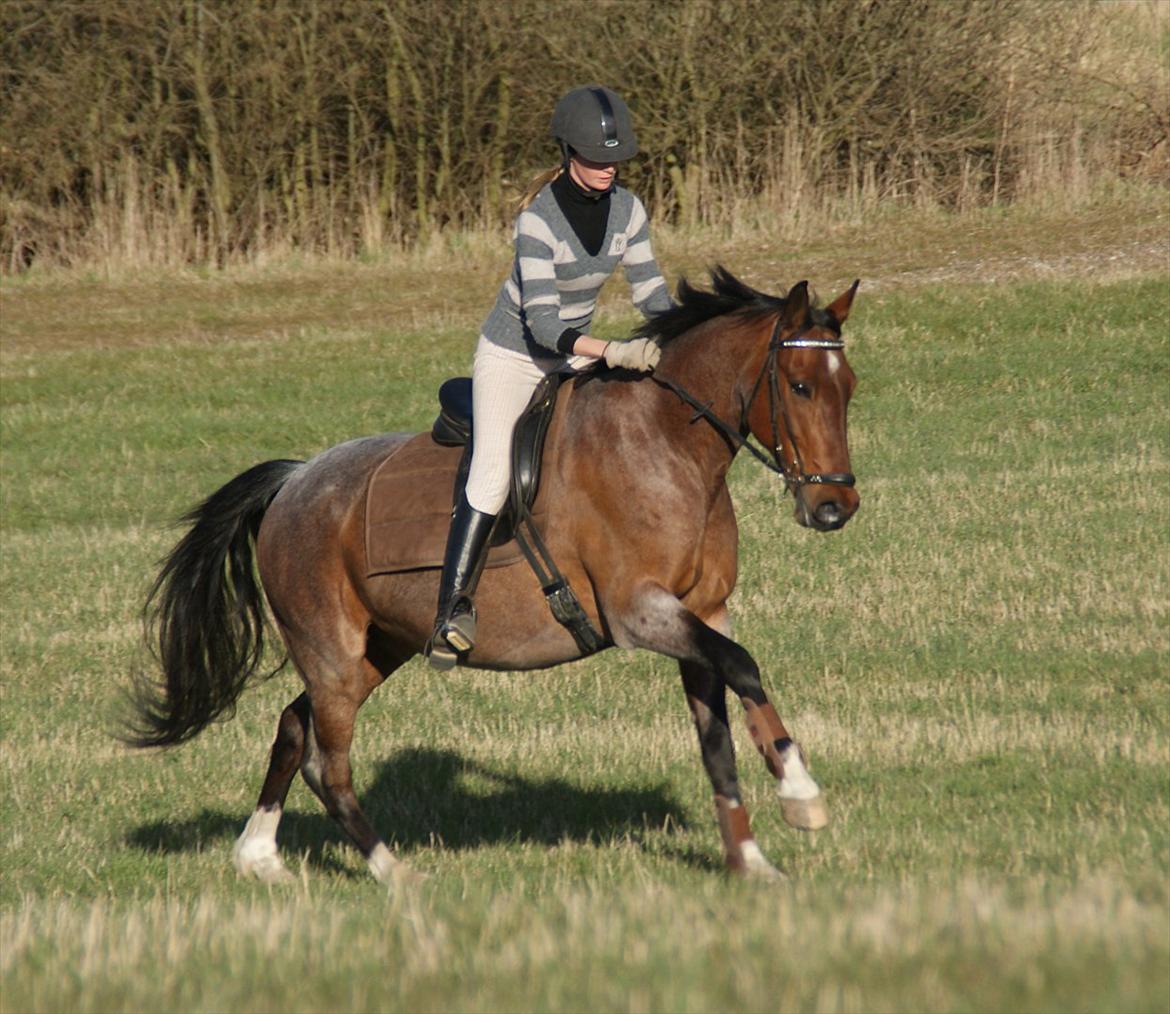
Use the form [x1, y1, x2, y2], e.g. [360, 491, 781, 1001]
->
[651, 313, 855, 497]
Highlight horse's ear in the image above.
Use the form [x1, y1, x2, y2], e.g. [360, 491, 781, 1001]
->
[826, 279, 860, 327]
[783, 280, 810, 328]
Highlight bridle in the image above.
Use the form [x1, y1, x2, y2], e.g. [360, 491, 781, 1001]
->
[652, 312, 856, 499]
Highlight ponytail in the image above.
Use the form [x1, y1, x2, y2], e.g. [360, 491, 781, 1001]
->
[515, 165, 563, 214]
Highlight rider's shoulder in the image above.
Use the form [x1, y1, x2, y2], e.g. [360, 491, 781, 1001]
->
[612, 185, 647, 228]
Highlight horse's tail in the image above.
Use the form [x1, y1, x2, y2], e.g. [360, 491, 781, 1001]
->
[126, 459, 303, 749]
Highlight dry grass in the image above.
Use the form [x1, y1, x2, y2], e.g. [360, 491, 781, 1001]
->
[3, 193, 1166, 358]
[1, 874, 1165, 1013]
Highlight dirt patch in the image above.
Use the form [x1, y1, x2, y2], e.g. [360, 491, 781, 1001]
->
[864, 237, 1167, 291]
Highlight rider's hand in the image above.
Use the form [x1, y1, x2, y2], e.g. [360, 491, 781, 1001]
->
[604, 338, 661, 372]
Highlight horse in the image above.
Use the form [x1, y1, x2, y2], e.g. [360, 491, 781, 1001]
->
[129, 267, 860, 883]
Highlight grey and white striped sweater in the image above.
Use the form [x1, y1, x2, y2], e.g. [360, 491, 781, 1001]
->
[480, 182, 672, 358]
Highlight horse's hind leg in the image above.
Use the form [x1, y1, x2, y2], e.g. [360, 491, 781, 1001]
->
[297, 667, 408, 884]
[234, 627, 409, 885]
[233, 693, 310, 882]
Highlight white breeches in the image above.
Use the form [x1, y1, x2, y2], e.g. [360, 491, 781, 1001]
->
[464, 336, 593, 515]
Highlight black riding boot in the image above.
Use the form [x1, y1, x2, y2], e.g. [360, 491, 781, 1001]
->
[425, 491, 497, 670]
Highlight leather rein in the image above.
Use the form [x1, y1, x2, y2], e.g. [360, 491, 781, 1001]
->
[651, 313, 856, 498]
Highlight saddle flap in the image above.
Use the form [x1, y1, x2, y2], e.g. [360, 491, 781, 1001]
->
[510, 369, 572, 518]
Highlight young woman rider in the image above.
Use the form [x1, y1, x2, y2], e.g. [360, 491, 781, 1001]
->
[426, 85, 673, 669]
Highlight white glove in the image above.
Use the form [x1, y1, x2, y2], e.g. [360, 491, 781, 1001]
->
[604, 338, 661, 372]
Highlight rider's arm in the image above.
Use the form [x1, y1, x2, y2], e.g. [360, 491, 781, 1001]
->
[515, 211, 576, 354]
[621, 195, 673, 317]
[568, 335, 608, 358]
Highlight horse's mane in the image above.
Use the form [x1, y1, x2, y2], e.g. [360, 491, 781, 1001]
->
[634, 265, 839, 344]
[634, 266, 783, 345]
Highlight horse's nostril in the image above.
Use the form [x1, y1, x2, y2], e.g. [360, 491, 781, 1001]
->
[814, 502, 843, 526]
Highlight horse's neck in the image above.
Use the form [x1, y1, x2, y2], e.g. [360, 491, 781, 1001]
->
[629, 317, 765, 489]
[659, 315, 765, 432]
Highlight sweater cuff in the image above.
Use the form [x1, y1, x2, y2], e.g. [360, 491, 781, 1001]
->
[556, 327, 583, 355]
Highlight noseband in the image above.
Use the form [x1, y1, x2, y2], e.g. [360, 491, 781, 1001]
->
[652, 312, 855, 497]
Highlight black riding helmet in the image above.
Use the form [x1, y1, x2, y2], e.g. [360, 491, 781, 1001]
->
[550, 86, 638, 163]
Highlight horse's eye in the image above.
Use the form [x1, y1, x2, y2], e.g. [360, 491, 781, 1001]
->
[790, 381, 811, 399]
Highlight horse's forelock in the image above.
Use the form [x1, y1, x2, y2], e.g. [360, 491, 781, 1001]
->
[810, 305, 843, 337]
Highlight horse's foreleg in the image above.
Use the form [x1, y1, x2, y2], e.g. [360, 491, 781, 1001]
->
[680, 659, 779, 878]
[233, 693, 310, 883]
[618, 586, 828, 838]
[740, 697, 828, 831]
[689, 619, 828, 832]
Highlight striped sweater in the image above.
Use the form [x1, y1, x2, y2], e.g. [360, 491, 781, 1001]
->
[481, 181, 672, 358]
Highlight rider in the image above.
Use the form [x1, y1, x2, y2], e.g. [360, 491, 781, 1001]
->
[426, 85, 673, 670]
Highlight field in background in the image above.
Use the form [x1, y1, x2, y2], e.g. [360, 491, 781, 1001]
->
[1, 198, 1168, 1012]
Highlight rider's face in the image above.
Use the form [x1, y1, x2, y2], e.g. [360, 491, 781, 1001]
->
[569, 154, 617, 193]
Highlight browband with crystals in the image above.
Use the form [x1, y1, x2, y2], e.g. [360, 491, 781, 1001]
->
[776, 338, 845, 349]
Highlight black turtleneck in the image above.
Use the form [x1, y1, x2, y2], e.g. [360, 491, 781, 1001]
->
[551, 170, 611, 257]
[549, 171, 612, 354]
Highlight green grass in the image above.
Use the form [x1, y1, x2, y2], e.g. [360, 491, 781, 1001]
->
[1, 211, 1168, 1011]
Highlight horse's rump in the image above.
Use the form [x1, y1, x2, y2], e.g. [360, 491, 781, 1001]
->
[364, 433, 531, 575]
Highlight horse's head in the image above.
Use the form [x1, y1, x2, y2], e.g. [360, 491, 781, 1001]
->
[744, 280, 860, 532]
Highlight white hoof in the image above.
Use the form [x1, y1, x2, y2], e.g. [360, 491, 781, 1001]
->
[368, 843, 419, 885]
[780, 793, 829, 831]
[236, 849, 295, 883]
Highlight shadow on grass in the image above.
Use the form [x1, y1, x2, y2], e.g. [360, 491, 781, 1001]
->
[127, 746, 700, 874]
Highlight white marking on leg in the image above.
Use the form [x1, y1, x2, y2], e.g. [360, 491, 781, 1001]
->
[367, 842, 406, 884]
[232, 806, 292, 882]
[826, 351, 841, 376]
[776, 742, 829, 830]
[777, 742, 821, 800]
[739, 839, 783, 879]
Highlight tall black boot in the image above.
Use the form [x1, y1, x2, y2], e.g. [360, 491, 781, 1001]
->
[425, 491, 497, 670]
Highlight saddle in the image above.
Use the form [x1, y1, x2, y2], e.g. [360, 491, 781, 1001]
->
[365, 370, 569, 573]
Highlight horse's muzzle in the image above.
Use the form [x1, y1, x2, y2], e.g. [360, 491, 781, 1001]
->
[795, 489, 859, 532]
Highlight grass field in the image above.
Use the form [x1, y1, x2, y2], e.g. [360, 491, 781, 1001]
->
[1, 198, 1168, 1012]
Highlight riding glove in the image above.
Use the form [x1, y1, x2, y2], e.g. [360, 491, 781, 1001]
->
[604, 338, 661, 372]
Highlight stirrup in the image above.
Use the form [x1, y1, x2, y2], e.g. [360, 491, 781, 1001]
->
[425, 635, 459, 671]
[426, 599, 476, 670]
[441, 606, 477, 654]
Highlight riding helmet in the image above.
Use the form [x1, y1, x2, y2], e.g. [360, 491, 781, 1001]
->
[550, 86, 638, 162]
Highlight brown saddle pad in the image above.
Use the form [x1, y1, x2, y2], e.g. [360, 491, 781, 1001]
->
[364, 433, 530, 575]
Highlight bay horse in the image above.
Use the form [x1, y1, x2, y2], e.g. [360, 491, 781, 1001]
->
[130, 268, 860, 883]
